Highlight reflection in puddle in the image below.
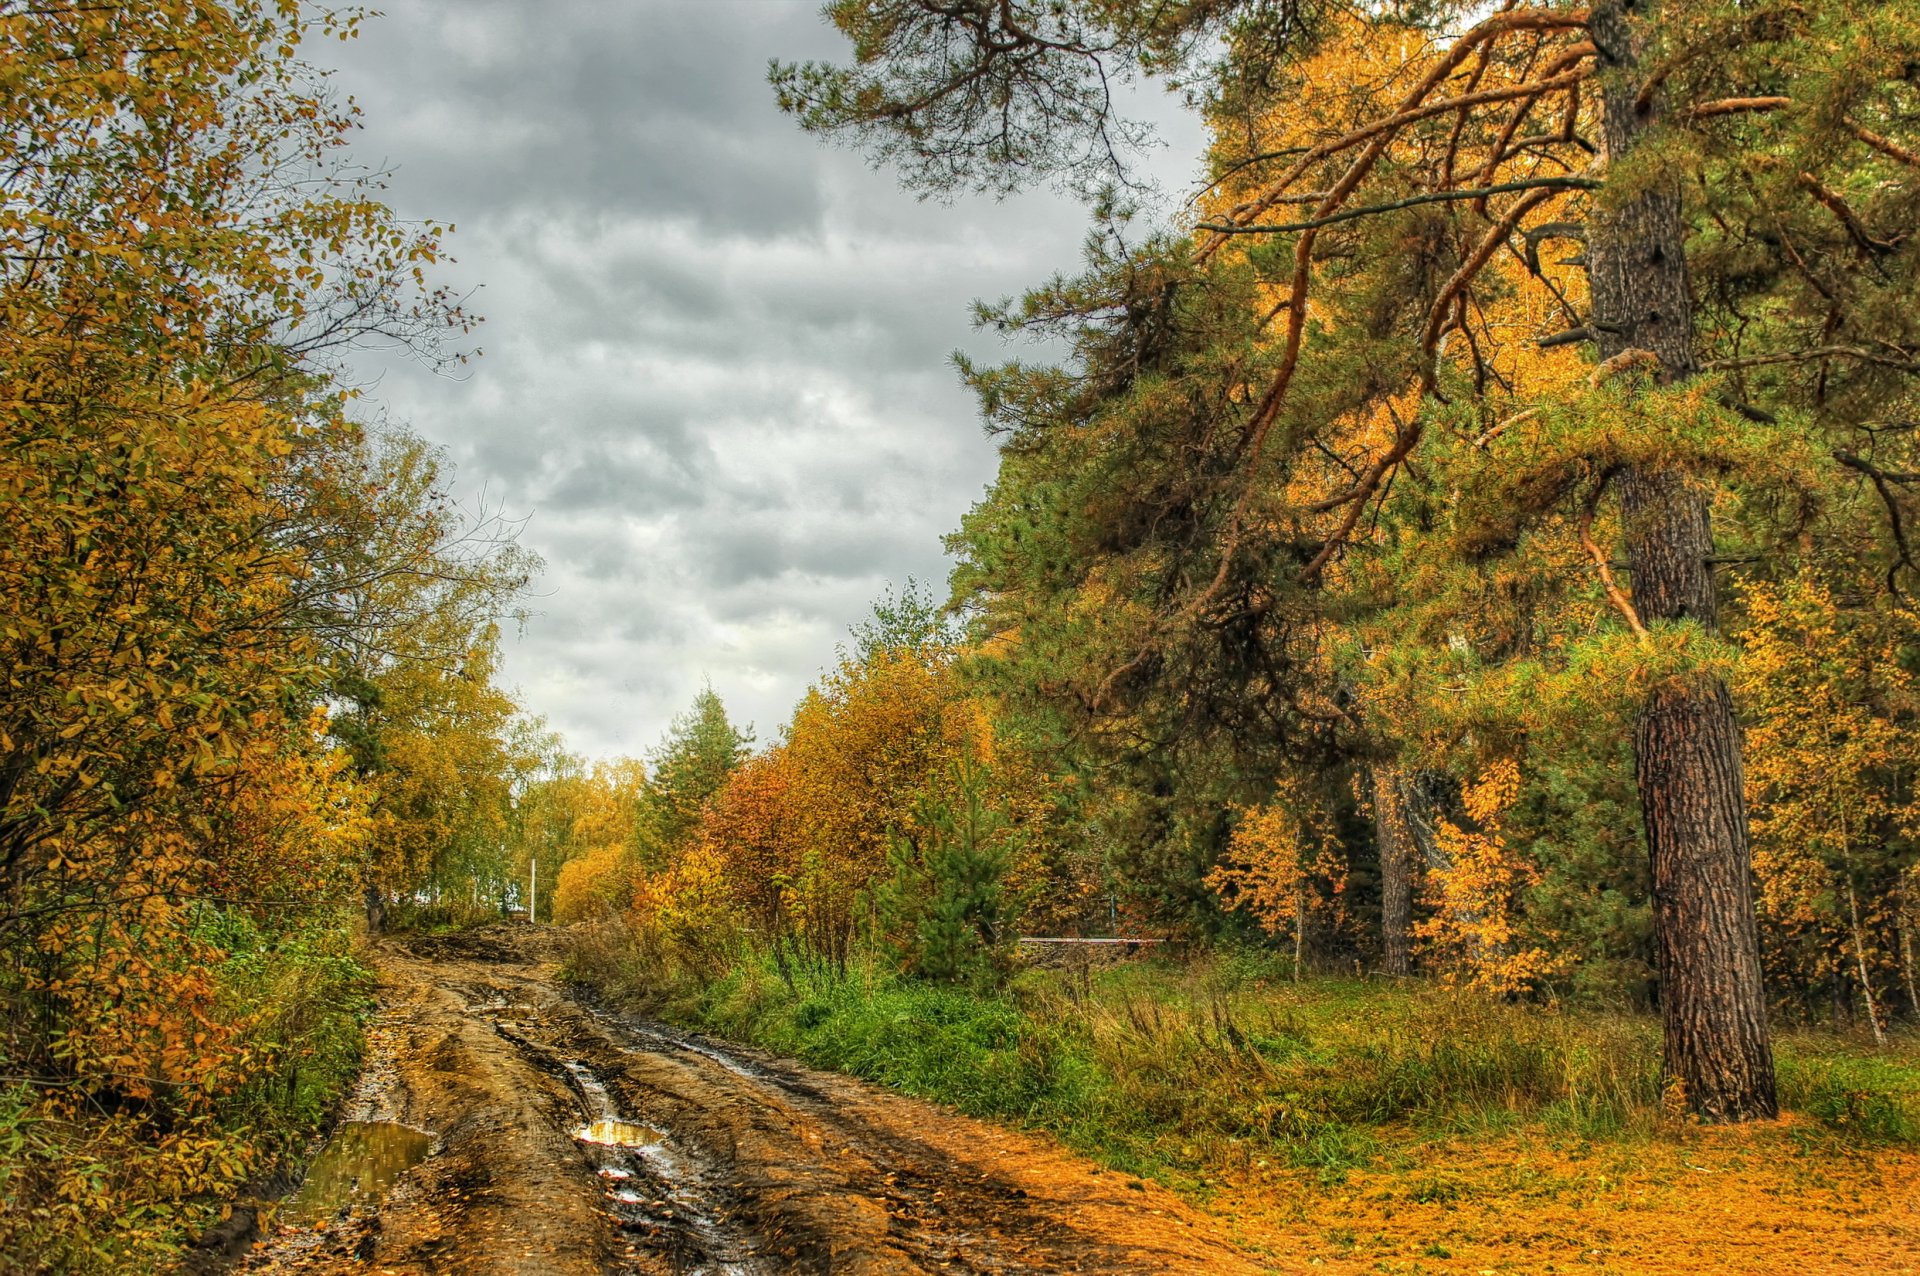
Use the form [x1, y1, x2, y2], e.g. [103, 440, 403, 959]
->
[574, 1118, 663, 1148]
[559, 1057, 761, 1274]
[282, 1121, 432, 1226]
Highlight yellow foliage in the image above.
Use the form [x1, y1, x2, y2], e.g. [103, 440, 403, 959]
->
[1736, 573, 1920, 1031]
[628, 844, 747, 979]
[552, 846, 639, 924]
[1209, 777, 1344, 962]
[1416, 759, 1567, 995]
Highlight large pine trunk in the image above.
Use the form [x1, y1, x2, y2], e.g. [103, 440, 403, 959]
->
[1589, 0, 1777, 1119]
[1371, 765, 1414, 976]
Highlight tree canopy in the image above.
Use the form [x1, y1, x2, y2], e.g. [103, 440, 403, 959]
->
[775, 0, 1920, 1119]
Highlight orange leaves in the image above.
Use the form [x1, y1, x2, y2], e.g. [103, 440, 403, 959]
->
[1209, 777, 1344, 952]
[706, 648, 977, 954]
[1461, 757, 1522, 827]
[696, 749, 798, 926]
[674, 638, 1063, 962]
[1411, 759, 1567, 995]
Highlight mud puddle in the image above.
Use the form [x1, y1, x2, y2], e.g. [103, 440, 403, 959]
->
[480, 1010, 766, 1274]
[280, 1121, 433, 1227]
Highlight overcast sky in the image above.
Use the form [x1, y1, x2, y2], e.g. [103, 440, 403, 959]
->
[320, 1, 1205, 761]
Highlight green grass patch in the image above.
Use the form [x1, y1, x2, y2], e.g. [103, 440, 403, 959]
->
[1778, 1034, 1920, 1142]
[567, 924, 1920, 1193]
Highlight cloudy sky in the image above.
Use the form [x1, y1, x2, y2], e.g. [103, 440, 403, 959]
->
[320, 1, 1205, 760]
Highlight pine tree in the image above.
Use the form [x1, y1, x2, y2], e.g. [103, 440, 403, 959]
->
[876, 759, 1026, 984]
[776, 0, 1920, 1118]
[640, 687, 753, 862]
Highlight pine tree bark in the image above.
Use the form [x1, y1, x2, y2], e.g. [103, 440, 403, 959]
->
[1371, 765, 1414, 976]
[1589, 0, 1777, 1119]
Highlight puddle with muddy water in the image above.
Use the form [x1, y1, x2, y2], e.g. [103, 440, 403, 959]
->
[280, 1121, 432, 1226]
[558, 1058, 765, 1276]
[574, 1117, 661, 1147]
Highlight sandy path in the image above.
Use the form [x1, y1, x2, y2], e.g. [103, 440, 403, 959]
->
[241, 927, 1281, 1275]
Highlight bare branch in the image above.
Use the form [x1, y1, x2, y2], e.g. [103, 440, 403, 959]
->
[1579, 474, 1650, 641]
[1706, 346, 1920, 374]
[1681, 96, 1791, 120]
[1845, 118, 1920, 168]
[1536, 325, 1593, 349]
[1835, 449, 1920, 594]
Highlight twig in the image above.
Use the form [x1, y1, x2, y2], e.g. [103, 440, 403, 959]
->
[1474, 408, 1538, 449]
[1845, 119, 1920, 168]
[1580, 475, 1650, 642]
[1682, 96, 1791, 120]
[1706, 346, 1920, 374]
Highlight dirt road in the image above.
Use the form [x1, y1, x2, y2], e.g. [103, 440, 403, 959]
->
[241, 928, 1278, 1275]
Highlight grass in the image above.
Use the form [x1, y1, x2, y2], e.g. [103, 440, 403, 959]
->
[570, 924, 1920, 1273]
[580, 932, 1667, 1174]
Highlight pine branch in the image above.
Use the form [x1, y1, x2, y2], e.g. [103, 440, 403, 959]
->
[1195, 177, 1597, 236]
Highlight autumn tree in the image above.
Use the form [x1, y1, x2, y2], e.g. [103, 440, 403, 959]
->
[684, 589, 1064, 969]
[695, 748, 799, 931]
[316, 427, 536, 926]
[1208, 775, 1346, 977]
[0, 2, 496, 1257]
[1735, 573, 1920, 1039]
[0, 0, 474, 922]
[778, 0, 1920, 1119]
[535, 754, 650, 923]
[2, 0, 464, 990]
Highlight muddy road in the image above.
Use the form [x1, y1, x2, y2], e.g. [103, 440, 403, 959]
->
[240, 928, 1277, 1275]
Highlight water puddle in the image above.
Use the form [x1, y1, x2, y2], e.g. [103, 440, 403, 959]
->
[574, 1118, 662, 1148]
[558, 1057, 764, 1275]
[281, 1121, 432, 1227]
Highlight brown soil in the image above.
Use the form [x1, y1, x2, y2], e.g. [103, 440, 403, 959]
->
[241, 927, 1281, 1275]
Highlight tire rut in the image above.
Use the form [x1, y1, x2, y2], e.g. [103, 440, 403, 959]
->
[242, 927, 1282, 1276]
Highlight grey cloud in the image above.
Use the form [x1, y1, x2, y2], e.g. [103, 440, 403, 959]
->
[332, 1, 844, 236]
[323, 0, 1204, 756]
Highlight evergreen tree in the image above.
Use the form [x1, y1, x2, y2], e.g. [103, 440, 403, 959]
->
[876, 759, 1026, 984]
[640, 687, 753, 862]
[776, 0, 1920, 1119]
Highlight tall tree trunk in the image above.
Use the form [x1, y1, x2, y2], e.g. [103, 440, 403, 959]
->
[1292, 882, 1307, 981]
[1843, 863, 1887, 1046]
[1371, 765, 1414, 976]
[1899, 873, 1919, 1017]
[1589, 0, 1777, 1119]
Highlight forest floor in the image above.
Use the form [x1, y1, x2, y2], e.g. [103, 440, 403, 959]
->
[233, 926, 1272, 1275]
